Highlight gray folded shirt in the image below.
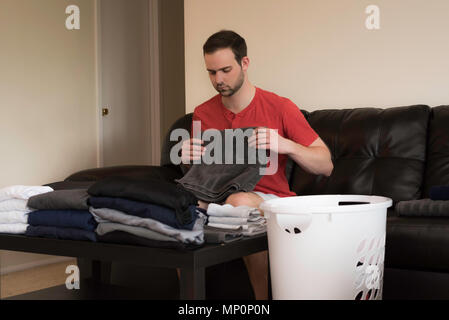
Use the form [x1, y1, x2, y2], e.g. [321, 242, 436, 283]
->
[96, 222, 178, 242]
[89, 207, 205, 244]
[396, 198, 449, 217]
[27, 189, 89, 210]
[204, 225, 243, 244]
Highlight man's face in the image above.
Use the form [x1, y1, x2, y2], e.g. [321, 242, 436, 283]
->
[204, 48, 246, 97]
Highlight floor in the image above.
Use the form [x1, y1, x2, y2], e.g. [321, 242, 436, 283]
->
[0, 259, 77, 299]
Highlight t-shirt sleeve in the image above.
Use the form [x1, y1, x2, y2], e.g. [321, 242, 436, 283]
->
[282, 100, 319, 147]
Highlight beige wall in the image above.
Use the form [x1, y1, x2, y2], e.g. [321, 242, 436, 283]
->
[185, 0, 449, 113]
[0, 0, 97, 271]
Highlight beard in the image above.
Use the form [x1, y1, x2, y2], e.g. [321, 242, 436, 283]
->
[215, 69, 245, 97]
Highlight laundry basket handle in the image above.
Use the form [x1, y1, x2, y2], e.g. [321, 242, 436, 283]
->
[260, 202, 314, 233]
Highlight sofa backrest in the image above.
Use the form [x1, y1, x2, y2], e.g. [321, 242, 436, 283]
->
[290, 105, 431, 203]
[422, 105, 449, 197]
[161, 113, 194, 168]
[161, 105, 433, 203]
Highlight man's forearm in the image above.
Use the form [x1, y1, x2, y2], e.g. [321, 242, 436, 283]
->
[284, 139, 333, 177]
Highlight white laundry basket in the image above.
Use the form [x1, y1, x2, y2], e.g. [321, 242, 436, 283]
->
[259, 194, 392, 300]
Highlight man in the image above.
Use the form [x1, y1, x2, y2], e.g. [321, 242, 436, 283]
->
[181, 30, 333, 300]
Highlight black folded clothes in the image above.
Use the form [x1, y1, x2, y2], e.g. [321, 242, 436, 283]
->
[88, 176, 198, 226]
[396, 198, 449, 217]
[44, 180, 95, 191]
[28, 189, 89, 210]
[97, 230, 203, 250]
[175, 127, 267, 203]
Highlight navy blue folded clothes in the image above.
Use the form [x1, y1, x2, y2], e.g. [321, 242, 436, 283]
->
[25, 225, 97, 242]
[430, 185, 449, 201]
[89, 196, 197, 230]
[87, 176, 198, 226]
[28, 210, 97, 231]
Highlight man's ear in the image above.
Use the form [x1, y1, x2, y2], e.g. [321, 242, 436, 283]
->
[241, 56, 250, 71]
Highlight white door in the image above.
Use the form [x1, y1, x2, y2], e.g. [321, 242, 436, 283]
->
[98, 0, 152, 167]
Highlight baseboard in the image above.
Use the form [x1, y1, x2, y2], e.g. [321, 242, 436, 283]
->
[0, 256, 75, 276]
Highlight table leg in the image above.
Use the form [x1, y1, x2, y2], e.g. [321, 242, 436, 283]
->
[78, 258, 111, 285]
[179, 267, 205, 300]
[267, 254, 272, 300]
[92, 260, 112, 285]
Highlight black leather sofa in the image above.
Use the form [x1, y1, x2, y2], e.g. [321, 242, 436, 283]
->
[293, 104, 449, 299]
[64, 104, 449, 299]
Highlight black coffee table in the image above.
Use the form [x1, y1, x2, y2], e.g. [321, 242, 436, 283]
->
[0, 233, 268, 299]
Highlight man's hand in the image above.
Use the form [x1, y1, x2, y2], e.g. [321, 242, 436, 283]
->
[248, 127, 291, 154]
[181, 138, 205, 164]
[248, 126, 333, 177]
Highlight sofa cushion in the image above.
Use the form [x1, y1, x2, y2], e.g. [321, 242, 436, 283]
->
[423, 105, 449, 198]
[290, 105, 430, 203]
[386, 216, 449, 273]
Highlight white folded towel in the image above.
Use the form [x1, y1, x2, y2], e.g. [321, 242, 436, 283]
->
[0, 223, 28, 234]
[0, 211, 28, 224]
[207, 223, 242, 230]
[242, 227, 267, 236]
[208, 216, 265, 225]
[207, 203, 261, 218]
[0, 185, 53, 202]
[0, 199, 32, 212]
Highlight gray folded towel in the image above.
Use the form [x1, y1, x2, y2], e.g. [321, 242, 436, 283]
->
[176, 127, 266, 203]
[396, 198, 449, 217]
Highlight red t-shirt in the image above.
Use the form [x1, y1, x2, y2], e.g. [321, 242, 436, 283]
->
[192, 87, 319, 197]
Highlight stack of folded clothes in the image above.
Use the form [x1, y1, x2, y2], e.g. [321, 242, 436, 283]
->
[26, 189, 97, 241]
[204, 203, 267, 244]
[87, 176, 205, 249]
[0, 185, 53, 234]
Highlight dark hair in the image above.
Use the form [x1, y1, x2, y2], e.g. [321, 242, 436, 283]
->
[203, 30, 247, 65]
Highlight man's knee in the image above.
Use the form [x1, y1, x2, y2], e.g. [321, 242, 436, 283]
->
[225, 192, 262, 208]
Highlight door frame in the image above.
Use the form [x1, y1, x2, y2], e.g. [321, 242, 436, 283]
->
[94, 0, 161, 168]
[148, 0, 161, 166]
[94, 0, 103, 167]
